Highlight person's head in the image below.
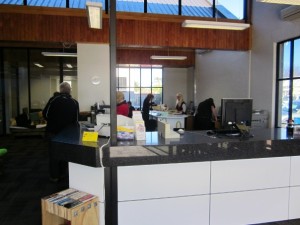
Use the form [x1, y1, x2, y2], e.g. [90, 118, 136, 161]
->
[176, 92, 184, 103]
[207, 98, 214, 104]
[116, 91, 125, 104]
[53, 91, 60, 97]
[146, 93, 154, 101]
[59, 82, 71, 95]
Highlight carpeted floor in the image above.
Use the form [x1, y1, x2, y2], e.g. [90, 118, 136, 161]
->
[0, 134, 300, 225]
[0, 135, 68, 225]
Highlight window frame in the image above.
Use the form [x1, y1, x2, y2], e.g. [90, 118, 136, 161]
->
[116, 65, 163, 110]
[276, 35, 300, 127]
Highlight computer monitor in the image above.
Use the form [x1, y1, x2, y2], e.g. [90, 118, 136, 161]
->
[221, 98, 253, 128]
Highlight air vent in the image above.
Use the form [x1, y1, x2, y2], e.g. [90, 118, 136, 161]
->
[281, 6, 300, 21]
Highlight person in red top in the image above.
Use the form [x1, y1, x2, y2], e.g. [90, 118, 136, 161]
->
[116, 91, 129, 117]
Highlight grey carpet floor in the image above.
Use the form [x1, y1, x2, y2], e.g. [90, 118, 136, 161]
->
[0, 135, 68, 225]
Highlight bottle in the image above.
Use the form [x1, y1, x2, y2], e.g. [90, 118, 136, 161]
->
[286, 119, 294, 136]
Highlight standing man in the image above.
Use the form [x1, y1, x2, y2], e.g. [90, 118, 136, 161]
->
[43, 82, 79, 182]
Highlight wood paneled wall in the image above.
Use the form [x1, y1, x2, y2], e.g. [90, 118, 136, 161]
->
[0, 5, 251, 67]
[117, 49, 195, 67]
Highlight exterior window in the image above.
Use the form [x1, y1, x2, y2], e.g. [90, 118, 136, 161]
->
[116, 65, 163, 110]
[0, 0, 247, 20]
[276, 37, 300, 127]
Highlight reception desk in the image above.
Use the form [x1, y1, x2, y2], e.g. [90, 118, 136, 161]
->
[51, 124, 300, 225]
[149, 111, 188, 129]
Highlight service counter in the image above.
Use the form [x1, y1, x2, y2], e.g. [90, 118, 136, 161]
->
[149, 111, 188, 129]
[51, 124, 300, 225]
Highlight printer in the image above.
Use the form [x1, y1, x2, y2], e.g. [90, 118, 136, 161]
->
[94, 114, 135, 137]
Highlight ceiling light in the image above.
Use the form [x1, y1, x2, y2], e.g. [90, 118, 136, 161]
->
[150, 55, 187, 60]
[86, 1, 103, 29]
[34, 63, 44, 68]
[66, 64, 73, 68]
[182, 20, 250, 30]
[257, 0, 300, 5]
[41, 52, 77, 57]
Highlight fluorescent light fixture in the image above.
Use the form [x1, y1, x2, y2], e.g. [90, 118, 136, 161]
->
[257, 0, 300, 5]
[66, 64, 73, 68]
[41, 52, 77, 57]
[86, 1, 103, 29]
[150, 55, 187, 60]
[182, 20, 250, 30]
[34, 63, 44, 68]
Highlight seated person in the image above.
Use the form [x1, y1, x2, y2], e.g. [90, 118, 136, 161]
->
[175, 92, 187, 114]
[194, 98, 217, 130]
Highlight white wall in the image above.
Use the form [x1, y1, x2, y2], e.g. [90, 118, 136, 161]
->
[163, 68, 188, 109]
[187, 67, 195, 106]
[195, 50, 250, 110]
[194, 2, 300, 127]
[251, 2, 300, 127]
[77, 43, 110, 111]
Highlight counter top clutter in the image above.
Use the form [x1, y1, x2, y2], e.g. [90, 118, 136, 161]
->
[51, 123, 300, 168]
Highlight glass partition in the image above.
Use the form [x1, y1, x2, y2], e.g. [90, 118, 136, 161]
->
[0, 47, 78, 134]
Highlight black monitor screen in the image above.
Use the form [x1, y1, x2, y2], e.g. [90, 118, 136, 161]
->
[221, 98, 253, 127]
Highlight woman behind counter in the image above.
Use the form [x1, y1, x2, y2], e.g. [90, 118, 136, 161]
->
[175, 92, 187, 114]
[142, 93, 154, 131]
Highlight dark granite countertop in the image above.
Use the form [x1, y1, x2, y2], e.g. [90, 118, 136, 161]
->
[51, 123, 300, 167]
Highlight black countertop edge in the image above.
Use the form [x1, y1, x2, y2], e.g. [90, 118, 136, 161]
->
[51, 124, 300, 168]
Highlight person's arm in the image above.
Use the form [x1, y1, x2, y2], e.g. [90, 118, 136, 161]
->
[182, 103, 187, 114]
[211, 106, 217, 121]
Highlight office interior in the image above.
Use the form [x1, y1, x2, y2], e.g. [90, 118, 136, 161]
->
[1, 1, 300, 225]
[1, 1, 300, 135]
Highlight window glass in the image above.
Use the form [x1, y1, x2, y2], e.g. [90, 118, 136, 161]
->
[0, 0, 23, 5]
[182, 0, 212, 17]
[216, 0, 244, 20]
[293, 39, 300, 78]
[116, 65, 163, 109]
[141, 68, 151, 87]
[130, 67, 140, 87]
[3, 49, 28, 131]
[152, 68, 162, 86]
[117, 0, 144, 13]
[118, 68, 129, 87]
[292, 79, 300, 124]
[129, 87, 141, 110]
[70, 0, 105, 10]
[27, 0, 66, 7]
[152, 87, 162, 105]
[148, 0, 178, 15]
[30, 49, 61, 110]
[277, 80, 290, 127]
[278, 42, 291, 79]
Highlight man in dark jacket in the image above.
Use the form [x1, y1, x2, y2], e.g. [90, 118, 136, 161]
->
[43, 82, 79, 182]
